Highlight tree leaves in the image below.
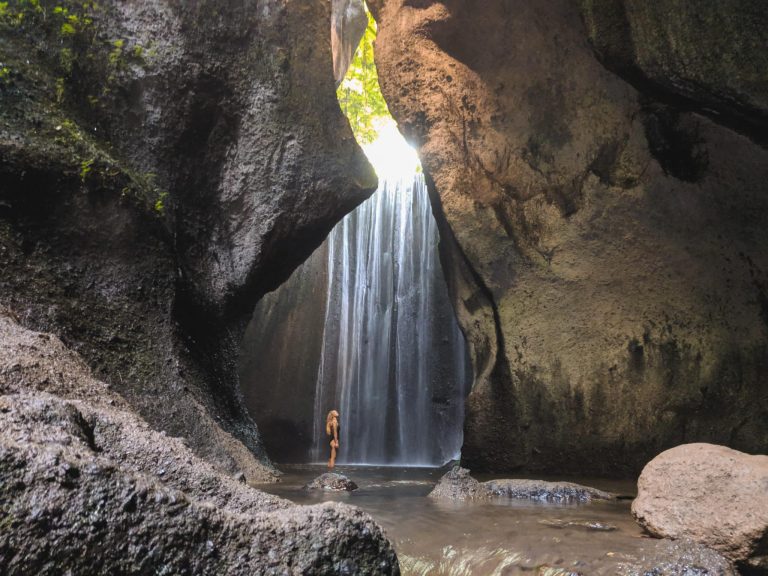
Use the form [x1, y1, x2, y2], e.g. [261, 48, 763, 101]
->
[336, 6, 390, 145]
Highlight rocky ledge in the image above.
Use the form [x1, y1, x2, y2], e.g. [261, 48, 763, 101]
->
[0, 310, 398, 574]
[428, 466, 614, 503]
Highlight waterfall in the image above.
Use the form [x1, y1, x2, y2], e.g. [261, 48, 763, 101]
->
[311, 173, 469, 466]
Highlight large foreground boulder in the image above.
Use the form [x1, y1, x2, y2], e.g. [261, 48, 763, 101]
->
[0, 311, 399, 574]
[632, 443, 768, 573]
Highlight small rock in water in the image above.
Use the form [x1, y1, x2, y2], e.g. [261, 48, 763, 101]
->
[303, 472, 358, 492]
[427, 466, 485, 500]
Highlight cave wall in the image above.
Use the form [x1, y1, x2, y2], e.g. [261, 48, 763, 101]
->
[0, 0, 375, 480]
[369, 0, 768, 476]
[239, 242, 330, 463]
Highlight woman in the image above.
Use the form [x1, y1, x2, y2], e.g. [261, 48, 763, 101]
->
[326, 410, 340, 469]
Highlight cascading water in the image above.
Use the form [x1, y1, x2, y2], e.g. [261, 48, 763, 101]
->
[240, 2, 470, 466]
[310, 172, 469, 466]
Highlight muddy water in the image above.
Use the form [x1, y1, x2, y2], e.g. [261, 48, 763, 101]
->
[258, 465, 661, 575]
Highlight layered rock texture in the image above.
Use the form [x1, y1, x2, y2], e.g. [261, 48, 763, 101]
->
[633, 443, 768, 573]
[0, 310, 399, 574]
[369, 0, 768, 475]
[0, 0, 375, 480]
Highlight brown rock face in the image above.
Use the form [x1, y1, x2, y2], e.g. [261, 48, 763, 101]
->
[369, 0, 768, 475]
[632, 443, 768, 572]
[1, 0, 374, 479]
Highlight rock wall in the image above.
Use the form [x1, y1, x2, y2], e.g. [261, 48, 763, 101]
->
[369, 0, 768, 475]
[0, 0, 375, 480]
[239, 242, 331, 463]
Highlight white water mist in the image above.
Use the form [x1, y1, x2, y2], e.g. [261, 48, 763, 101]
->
[312, 173, 469, 466]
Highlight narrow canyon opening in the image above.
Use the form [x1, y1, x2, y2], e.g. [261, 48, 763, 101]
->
[237, 3, 471, 466]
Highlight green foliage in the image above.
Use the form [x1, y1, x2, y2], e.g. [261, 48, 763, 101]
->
[108, 39, 123, 66]
[54, 76, 65, 102]
[0, 64, 11, 86]
[153, 190, 168, 215]
[118, 170, 168, 217]
[0, 1, 145, 104]
[336, 5, 390, 145]
[79, 158, 93, 182]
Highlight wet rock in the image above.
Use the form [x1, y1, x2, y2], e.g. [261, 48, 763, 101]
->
[428, 466, 613, 503]
[618, 538, 737, 576]
[484, 479, 614, 503]
[427, 466, 485, 500]
[0, 312, 398, 573]
[304, 472, 359, 492]
[632, 443, 768, 572]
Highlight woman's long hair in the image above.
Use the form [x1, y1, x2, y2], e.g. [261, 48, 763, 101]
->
[326, 410, 339, 436]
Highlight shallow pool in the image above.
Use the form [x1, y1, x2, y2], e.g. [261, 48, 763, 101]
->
[257, 465, 667, 575]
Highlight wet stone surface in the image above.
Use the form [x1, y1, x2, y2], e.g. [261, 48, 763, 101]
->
[304, 472, 359, 492]
[428, 466, 615, 503]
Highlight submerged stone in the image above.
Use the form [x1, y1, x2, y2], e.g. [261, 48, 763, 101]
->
[428, 466, 614, 503]
[304, 472, 359, 492]
[484, 479, 614, 503]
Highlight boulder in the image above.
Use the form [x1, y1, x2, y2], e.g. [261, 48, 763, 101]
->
[427, 466, 486, 500]
[304, 472, 359, 492]
[632, 443, 768, 572]
[0, 311, 398, 573]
